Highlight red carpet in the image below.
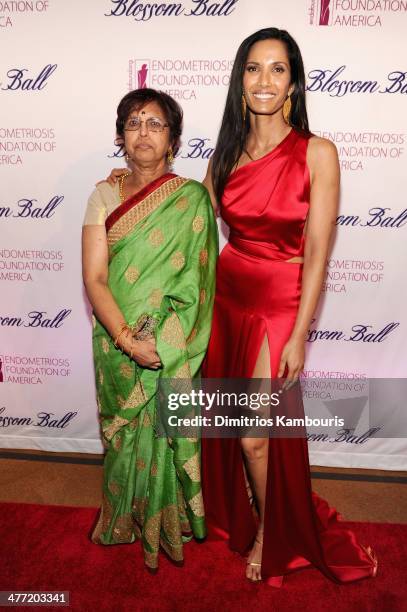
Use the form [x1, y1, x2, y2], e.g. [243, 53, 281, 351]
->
[0, 502, 405, 612]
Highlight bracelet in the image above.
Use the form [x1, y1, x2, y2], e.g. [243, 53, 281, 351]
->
[113, 323, 132, 349]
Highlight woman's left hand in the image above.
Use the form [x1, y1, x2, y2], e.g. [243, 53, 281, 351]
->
[277, 336, 305, 389]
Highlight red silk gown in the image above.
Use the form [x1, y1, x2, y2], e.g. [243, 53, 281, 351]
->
[202, 129, 377, 586]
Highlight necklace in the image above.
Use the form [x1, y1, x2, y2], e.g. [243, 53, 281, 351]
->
[244, 148, 254, 161]
[119, 172, 131, 203]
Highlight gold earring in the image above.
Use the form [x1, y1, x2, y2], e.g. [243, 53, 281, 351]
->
[167, 147, 174, 165]
[125, 153, 130, 162]
[283, 95, 292, 125]
[241, 93, 247, 120]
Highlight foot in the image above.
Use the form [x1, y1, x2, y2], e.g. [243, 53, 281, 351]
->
[246, 531, 263, 582]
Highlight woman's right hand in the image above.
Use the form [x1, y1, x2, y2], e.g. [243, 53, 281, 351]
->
[123, 337, 161, 369]
[96, 168, 129, 187]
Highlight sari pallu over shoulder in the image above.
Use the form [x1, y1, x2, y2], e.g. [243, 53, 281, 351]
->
[91, 174, 218, 570]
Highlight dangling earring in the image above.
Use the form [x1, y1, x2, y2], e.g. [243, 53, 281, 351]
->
[283, 95, 292, 125]
[167, 147, 174, 166]
[125, 153, 130, 162]
[241, 93, 247, 121]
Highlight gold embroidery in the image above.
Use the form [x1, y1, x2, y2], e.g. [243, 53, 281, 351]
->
[187, 328, 197, 344]
[183, 452, 201, 483]
[124, 381, 145, 408]
[117, 394, 126, 408]
[144, 511, 161, 550]
[160, 538, 183, 562]
[107, 177, 188, 246]
[112, 434, 122, 452]
[199, 249, 208, 265]
[161, 312, 186, 350]
[175, 196, 189, 211]
[91, 492, 113, 543]
[129, 416, 139, 430]
[120, 362, 133, 379]
[192, 215, 204, 233]
[143, 412, 151, 427]
[125, 266, 140, 284]
[199, 289, 206, 304]
[144, 550, 158, 569]
[188, 490, 205, 517]
[149, 288, 163, 308]
[132, 497, 147, 523]
[92, 314, 97, 328]
[98, 370, 104, 386]
[162, 503, 182, 545]
[101, 338, 109, 354]
[174, 362, 191, 378]
[108, 480, 121, 496]
[171, 251, 185, 270]
[136, 458, 146, 471]
[113, 513, 134, 543]
[149, 228, 164, 247]
[103, 415, 129, 441]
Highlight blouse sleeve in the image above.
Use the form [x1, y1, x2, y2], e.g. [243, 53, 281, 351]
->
[83, 187, 107, 226]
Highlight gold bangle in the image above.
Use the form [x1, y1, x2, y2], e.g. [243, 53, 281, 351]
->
[114, 323, 131, 348]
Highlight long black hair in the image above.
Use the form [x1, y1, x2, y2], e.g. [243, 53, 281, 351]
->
[212, 28, 311, 202]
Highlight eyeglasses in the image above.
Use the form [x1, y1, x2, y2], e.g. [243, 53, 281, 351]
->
[124, 117, 169, 132]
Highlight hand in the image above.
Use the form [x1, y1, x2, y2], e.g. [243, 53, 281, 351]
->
[122, 336, 161, 369]
[277, 336, 305, 390]
[96, 168, 129, 187]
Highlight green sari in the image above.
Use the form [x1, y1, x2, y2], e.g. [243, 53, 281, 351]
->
[91, 173, 218, 569]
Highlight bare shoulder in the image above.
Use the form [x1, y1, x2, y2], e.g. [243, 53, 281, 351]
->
[307, 135, 338, 165]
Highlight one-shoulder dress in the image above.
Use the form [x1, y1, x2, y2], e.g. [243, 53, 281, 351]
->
[202, 129, 377, 586]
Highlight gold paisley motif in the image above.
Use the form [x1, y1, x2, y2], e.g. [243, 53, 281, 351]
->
[120, 362, 133, 379]
[175, 196, 189, 211]
[183, 452, 201, 483]
[103, 415, 129, 441]
[171, 251, 185, 271]
[192, 215, 204, 233]
[113, 513, 134, 543]
[161, 312, 186, 350]
[150, 463, 158, 476]
[108, 480, 121, 496]
[101, 338, 110, 354]
[199, 289, 206, 304]
[149, 288, 163, 308]
[199, 249, 208, 265]
[188, 490, 205, 517]
[143, 412, 151, 427]
[136, 458, 146, 471]
[125, 266, 140, 284]
[149, 228, 164, 247]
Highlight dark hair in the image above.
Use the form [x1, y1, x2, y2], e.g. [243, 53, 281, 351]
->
[212, 28, 311, 202]
[116, 88, 183, 155]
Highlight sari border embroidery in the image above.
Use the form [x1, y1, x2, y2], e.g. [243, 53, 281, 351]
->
[106, 175, 188, 247]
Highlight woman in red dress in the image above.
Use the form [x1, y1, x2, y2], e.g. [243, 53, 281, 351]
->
[201, 28, 377, 585]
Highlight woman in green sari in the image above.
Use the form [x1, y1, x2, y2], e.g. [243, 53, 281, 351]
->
[82, 88, 217, 571]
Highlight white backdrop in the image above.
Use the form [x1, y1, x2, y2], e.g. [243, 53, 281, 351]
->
[0, 0, 406, 469]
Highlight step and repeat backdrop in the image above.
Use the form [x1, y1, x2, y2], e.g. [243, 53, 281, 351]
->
[0, 0, 406, 468]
